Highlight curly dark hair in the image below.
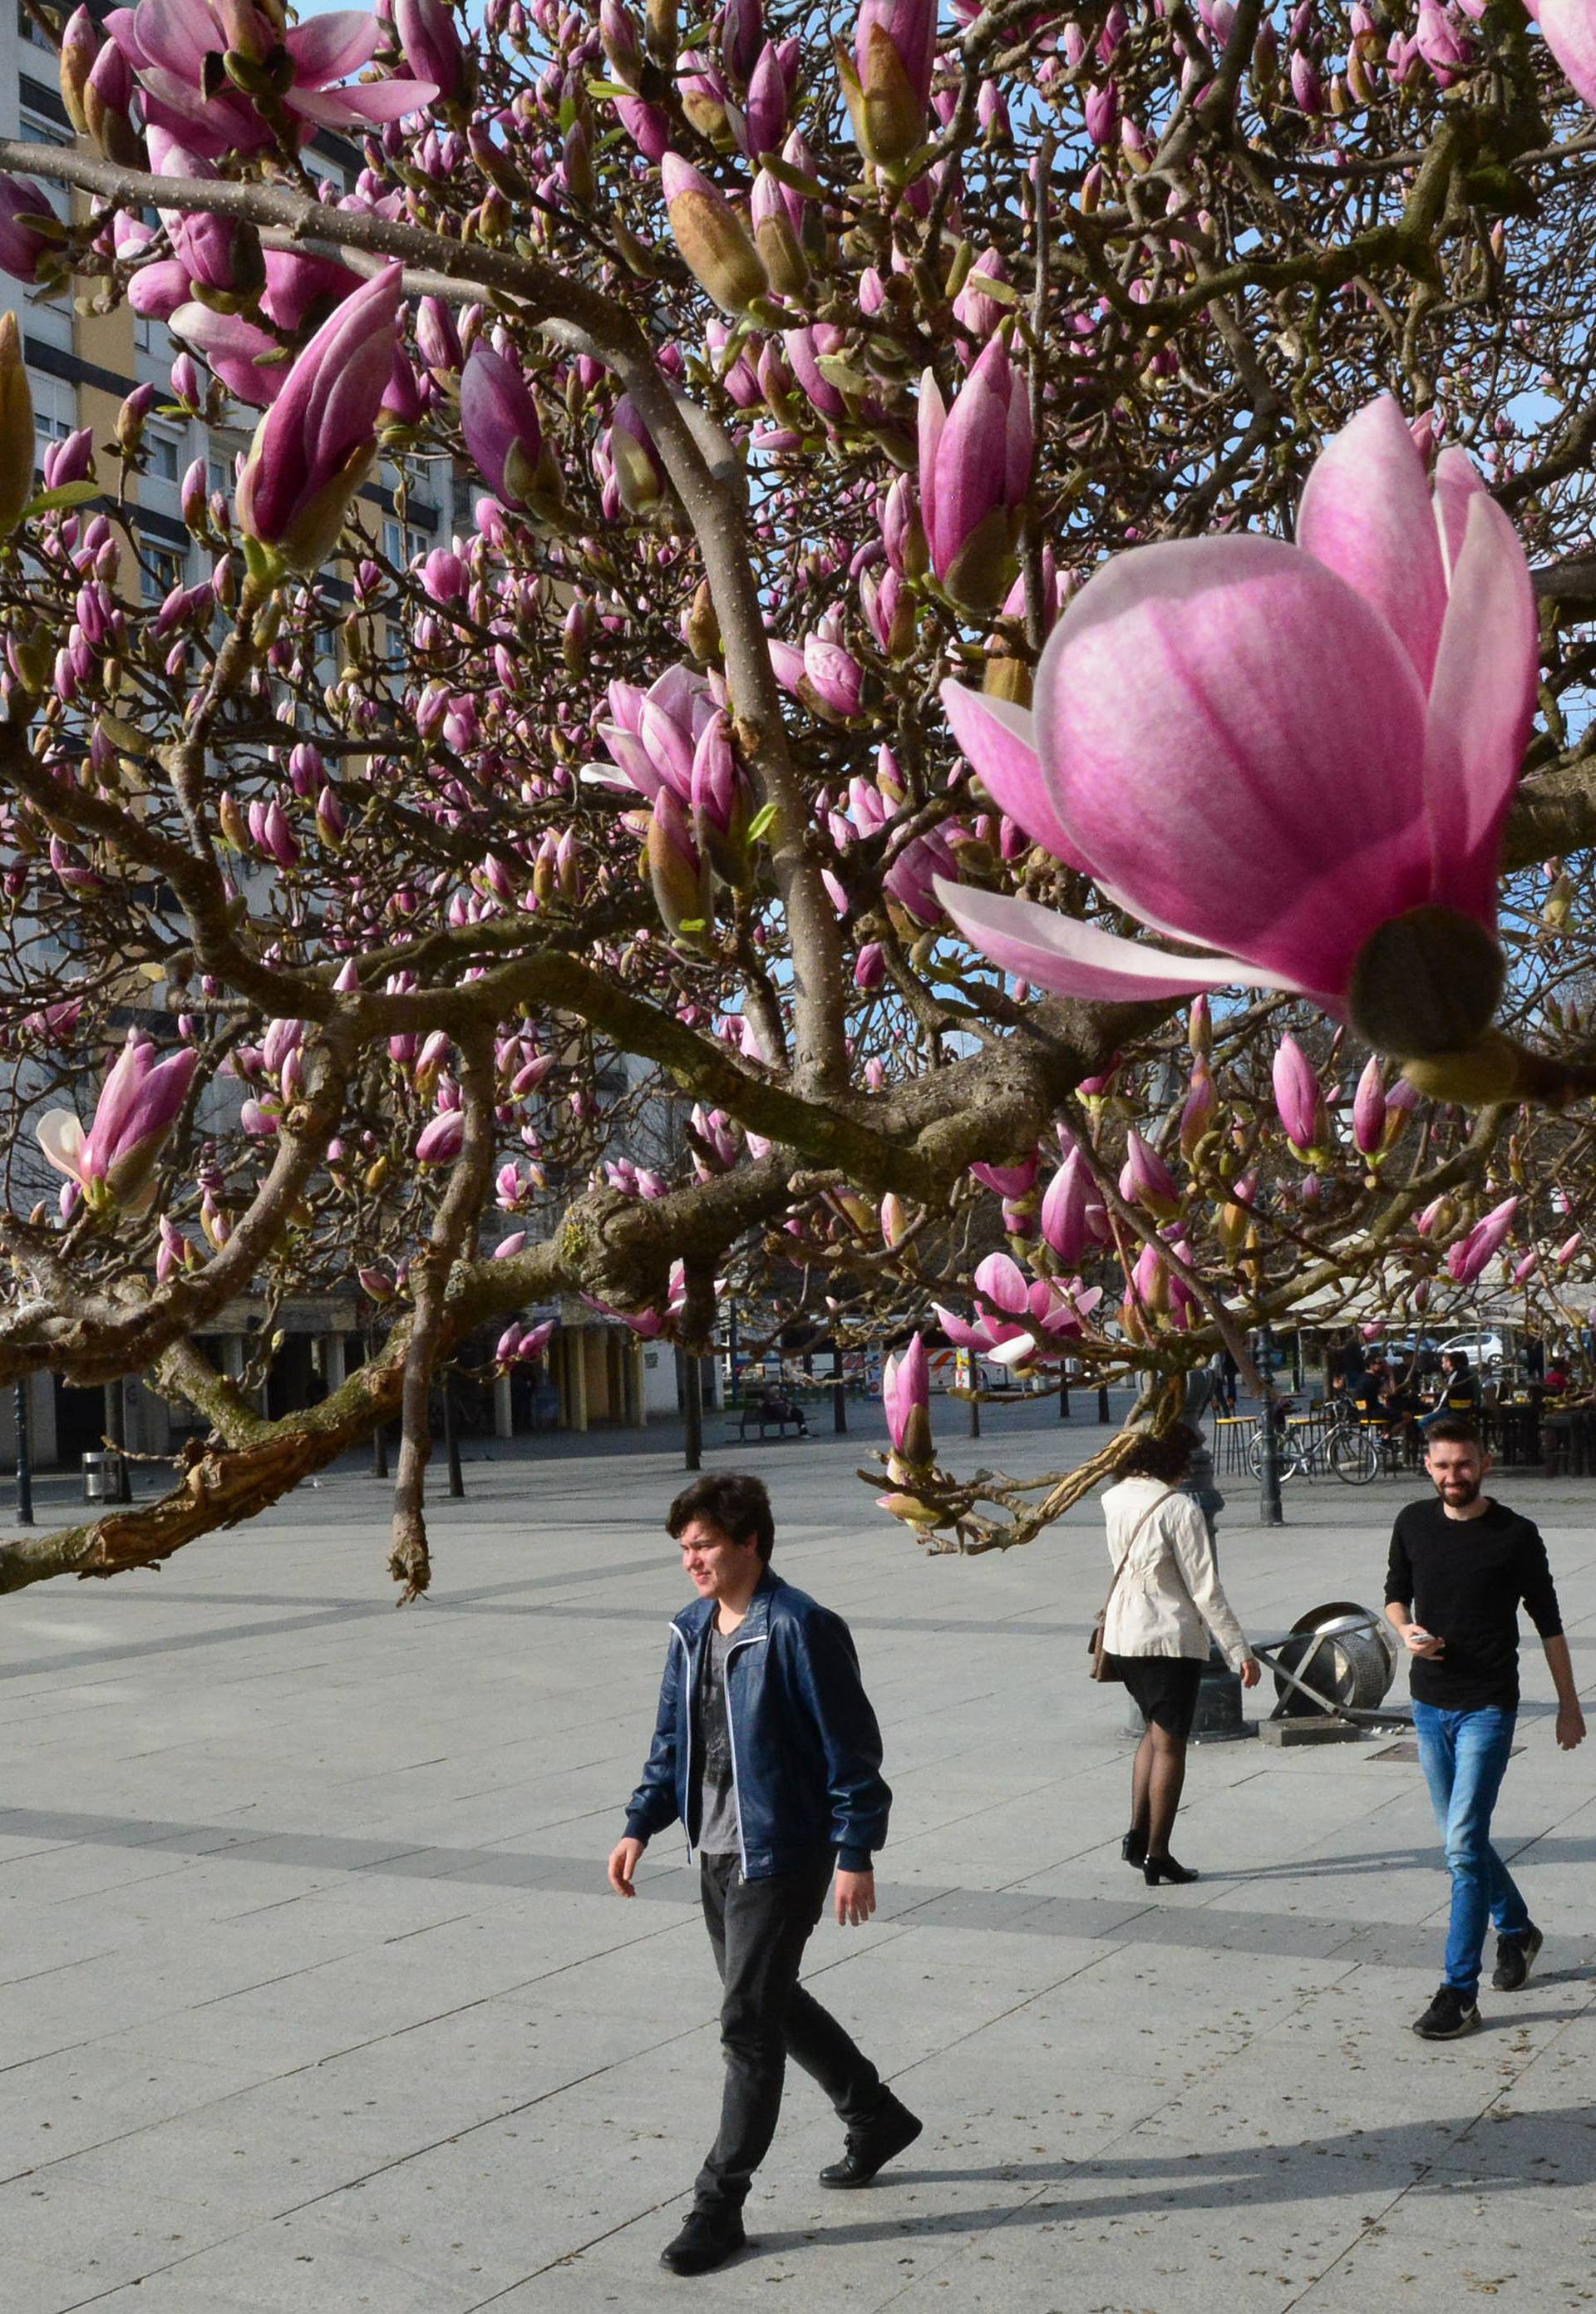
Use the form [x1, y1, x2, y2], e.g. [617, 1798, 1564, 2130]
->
[667, 1472, 776, 1561]
[1117, 1421, 1202, 1485]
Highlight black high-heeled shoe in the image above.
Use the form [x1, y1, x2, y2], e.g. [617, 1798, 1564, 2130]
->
[1144, 1854, 1199, 1886]
[1121, 1828, 1148, 1868]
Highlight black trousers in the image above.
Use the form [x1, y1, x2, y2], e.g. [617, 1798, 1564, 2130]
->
[694, 1848, 884, 2213]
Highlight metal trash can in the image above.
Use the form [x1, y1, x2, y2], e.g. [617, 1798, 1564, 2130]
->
[81, 1451, 107, 1503]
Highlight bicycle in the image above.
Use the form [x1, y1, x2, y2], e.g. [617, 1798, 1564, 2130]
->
[1245, 1399, 1380, 1486]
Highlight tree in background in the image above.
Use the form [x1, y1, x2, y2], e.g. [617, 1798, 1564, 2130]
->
[1, 0, 1595, 1587]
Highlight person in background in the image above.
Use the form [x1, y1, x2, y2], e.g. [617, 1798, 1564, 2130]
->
[1099, 1423, 1260, 1887]
[1421, 1350, 1481, 1433]
[1386, 1419, 1585, 2040]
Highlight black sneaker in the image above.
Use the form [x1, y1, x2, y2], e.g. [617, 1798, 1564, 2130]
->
[1491, 1924, 1544, 1993]
[818, 2094, 924, 2188]
[659, 2205, 746, 2275]
[1412, 1984, 1481, 2040]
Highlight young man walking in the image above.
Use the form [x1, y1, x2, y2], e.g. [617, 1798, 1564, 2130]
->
[608, 1472, 921, 2276]
[1386, 1418, 1586, 2040]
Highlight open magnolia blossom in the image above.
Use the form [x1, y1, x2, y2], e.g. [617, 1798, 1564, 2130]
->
[934, 1252, 1104, 1369]
[37, 1034, 198, 1211]
[934, 397, 1539, 1089]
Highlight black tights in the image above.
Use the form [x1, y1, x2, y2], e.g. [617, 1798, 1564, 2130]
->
[1130, 1722, 1188, 1860]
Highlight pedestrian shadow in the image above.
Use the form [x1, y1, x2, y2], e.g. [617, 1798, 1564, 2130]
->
[748, 2103, 1596, 2252]
[1215, 1833, 1596, 1885]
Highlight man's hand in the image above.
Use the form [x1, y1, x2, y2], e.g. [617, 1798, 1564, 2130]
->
[1402, 1623, 1445, 1659]
[1239, 1656, 1261, 1690]
[608, 1836, 645, 1897]
[835, 1868, 875, 1927]
[1556, 1702, 1587, 1751]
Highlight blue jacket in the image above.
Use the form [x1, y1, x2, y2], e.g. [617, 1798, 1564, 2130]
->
[623, 1568, 891, 1878]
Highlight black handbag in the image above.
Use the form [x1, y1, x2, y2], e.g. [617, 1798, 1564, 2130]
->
[1089, 1490, 1176, 1682]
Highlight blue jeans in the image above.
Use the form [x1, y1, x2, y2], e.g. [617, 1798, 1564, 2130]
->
[1413, 1703, 1530, 1998]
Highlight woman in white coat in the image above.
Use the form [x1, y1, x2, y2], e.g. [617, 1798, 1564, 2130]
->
[1101, 1423, 1260, 1885]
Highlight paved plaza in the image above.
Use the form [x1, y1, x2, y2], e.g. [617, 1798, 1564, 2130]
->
[0, 1396, 1593, 2312]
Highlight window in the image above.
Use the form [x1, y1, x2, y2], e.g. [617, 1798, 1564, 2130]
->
[18, 111, 71, 215]
[18, 5, 58, 50]
[382, 516, 420, 566]
[140, 544, 185, 604]
[29, 369, 75, 473]
[16, 111, 73, 354]
[145, 426, 181, 483]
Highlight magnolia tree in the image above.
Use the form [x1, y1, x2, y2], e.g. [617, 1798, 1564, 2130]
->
[2, 0, 1596, 1590]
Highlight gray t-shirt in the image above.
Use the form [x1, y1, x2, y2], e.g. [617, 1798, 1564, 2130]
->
[695, 1626, 741, 1857]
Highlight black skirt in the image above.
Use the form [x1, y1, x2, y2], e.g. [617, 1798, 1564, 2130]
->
[1108, 1653, 1205, 1740]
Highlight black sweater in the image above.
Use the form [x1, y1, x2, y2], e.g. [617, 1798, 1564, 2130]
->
[1385, 1497, 1563, 1711]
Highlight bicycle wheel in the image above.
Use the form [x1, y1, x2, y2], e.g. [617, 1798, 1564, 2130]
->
[1247, 1427, 1298, 1482]
[1329, 1430, 1378, 1485]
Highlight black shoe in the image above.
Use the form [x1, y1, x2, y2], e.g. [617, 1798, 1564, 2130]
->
[1144, 1854, 1199, 1885]
[818, 2094, 924, 2188]
[1412, 1984, 1481, 2040]
[1121, 1827, 1148, 1868]
[659, 2206, 746, 2275]
[1491, 1924, 1544, 1993]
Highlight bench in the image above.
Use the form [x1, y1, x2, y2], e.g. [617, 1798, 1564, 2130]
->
[734, 1400, 810, 1442]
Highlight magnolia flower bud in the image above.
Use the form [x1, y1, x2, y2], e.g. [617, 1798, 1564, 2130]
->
[660, 153, 768, 315]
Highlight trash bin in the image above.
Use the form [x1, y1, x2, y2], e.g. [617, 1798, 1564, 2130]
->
[81, 1451, 107, 1503]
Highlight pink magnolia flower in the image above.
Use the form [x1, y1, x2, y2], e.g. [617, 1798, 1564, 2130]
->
[969, 1154, 1037, 1199]
[1272, 1033, 1325, 1153]
[841, 0, 938, 162]
[390, 0, 469, 106]
[583, 665, 719, 807]
[459, 344, 544, 512]
[1039, 1147, 1110, 1263]
[37, 1034, 198, 1209]
[416, 1108, 465, 1164]
[104, 0, 438, 162]
[1352, 1053, 1387, 1156]
[237, 263, 403, 572]
[933, 397, 1538, 1070]
[585, 1259, 692, 1338]
[934, 1253, 1102, 1369]
[1126, 1235, 1198, 1331]
[1118, 1129, 1180, 1219]
[1446, 1195, 1519, 1285]
[1177, 1060, 1216, 1158]
[0, 174, 60, 284]
[495, 1318, 555, 1369]
[882, 1333, 932, 1463]
[1542, 0, 1596, 107]
[918, 336, 1033, 613]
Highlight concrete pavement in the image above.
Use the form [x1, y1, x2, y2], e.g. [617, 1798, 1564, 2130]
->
[0, 1394, 1591, 2311]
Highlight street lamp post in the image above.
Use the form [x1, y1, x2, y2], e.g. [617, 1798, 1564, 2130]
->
[682, 1347, 703, 1472]
[13, 1380, 32, 1527]
[1257, 1323, 1285, 1527]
